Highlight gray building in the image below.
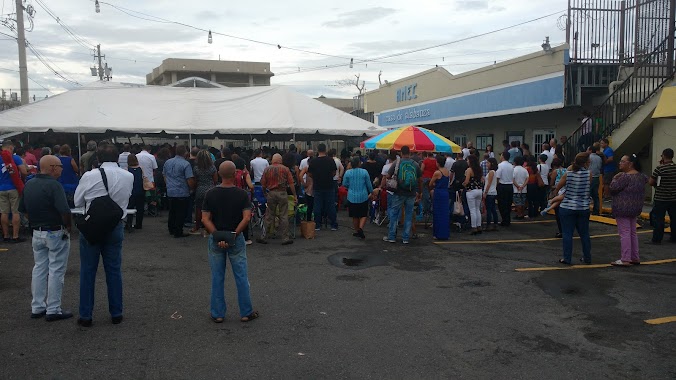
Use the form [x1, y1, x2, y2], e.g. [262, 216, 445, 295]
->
[146, 58, 274, 87]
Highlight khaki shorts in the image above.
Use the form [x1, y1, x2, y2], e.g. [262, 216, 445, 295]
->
[0, 189, 19, 214]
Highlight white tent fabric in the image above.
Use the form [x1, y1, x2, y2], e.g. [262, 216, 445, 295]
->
[0, 82, 384, 137]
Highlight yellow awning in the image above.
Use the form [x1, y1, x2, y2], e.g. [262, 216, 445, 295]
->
[653, 86, 676, 119]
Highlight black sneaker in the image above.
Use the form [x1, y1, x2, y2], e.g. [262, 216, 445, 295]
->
[31, 310, 46, 319]
[46, 310, 73, 322]
[77, 318, 93, 327]
[112, 315, 123, 325]
[10, 237, 26, 244]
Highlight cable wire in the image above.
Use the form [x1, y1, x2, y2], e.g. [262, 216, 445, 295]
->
[34, 0, 96, 50]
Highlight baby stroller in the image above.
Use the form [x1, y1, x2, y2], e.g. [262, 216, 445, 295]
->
[371, 189, 389, 226]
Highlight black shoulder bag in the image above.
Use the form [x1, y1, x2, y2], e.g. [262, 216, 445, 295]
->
[75, 168, 124, 245]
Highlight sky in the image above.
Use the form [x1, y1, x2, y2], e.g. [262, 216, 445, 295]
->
[0, 0, 570, 101]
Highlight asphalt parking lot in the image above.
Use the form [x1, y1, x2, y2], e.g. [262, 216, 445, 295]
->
[1, 212, 675, 379]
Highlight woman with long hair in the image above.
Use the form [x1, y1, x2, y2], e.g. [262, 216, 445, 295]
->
[429, 154, 450, 240]
[609, 154, 647, 266]
[485, 144, 495, 159]
[283, 152, 301, 198]
[483, 157, 499, 231]
[232, 154, 254, 245]
[463, 155, 484, 235]
[555, 152, 592, 265]
[191, 150, 217, 235]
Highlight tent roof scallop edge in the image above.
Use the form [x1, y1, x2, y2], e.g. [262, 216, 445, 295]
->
[0, 82, 385, 137]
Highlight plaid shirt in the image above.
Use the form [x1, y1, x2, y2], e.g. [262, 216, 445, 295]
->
[261, 164, 294, 192]
[480, 159, 489, 178]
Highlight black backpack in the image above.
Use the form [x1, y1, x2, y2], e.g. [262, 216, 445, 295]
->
[75, 168, 123, 245]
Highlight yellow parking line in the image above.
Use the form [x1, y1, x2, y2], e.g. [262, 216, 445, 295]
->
[434, 229, 667, 245]
[0, 248, 7, 251]
[515, 258, 676, 272]
[645, 316, 676, 325]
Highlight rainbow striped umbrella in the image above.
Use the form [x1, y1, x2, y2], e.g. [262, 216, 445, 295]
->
[360, 125, 462, 153]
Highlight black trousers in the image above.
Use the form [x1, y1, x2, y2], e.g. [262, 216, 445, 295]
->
[127, 194, 145, 228]
[168, 197, 189, 236]
[497, 184, 513, 225]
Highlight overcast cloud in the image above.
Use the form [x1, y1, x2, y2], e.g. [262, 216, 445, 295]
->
[0, 0, 568, 100]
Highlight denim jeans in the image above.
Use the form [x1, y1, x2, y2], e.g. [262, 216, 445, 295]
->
[485, 195, 498, 225]
[388, 194, 415, 241]
[590, 177, 600, 214]
[31, 229, 70, 314]
[559, 207, 591, 263]
[651, 200, 676, 242]
[313, 189, 337, 229]
[208, 234, 253, 319]
[79, 222, 124, 320]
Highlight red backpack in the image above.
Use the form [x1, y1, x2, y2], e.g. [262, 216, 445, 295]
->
[1, 150, 24, 195]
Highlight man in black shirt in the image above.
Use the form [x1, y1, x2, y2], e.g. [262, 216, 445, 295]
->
[308, 143, 338, 231]
[201, 160, 258, 323]
[19, 155, 73, 321]
[362, 152, 384, 185]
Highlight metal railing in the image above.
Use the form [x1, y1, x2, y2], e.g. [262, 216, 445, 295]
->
[563, 34, 675, 159]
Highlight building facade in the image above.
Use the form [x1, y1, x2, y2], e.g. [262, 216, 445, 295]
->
[362, 44, 581, 153]
[146, 58, 274, 87]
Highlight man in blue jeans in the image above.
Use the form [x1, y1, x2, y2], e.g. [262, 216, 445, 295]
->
[308, 144, 338, 231]
[201, 160, 258, 323]
[383, 146, 422, 244]
[19, 155, 73, 321]
[74, 146, 134, 327]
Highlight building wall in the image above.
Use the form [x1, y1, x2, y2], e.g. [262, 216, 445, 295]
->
[428, 107, 582, 153]
[364, 45, 569, 116]
[146, 58, 273, 86]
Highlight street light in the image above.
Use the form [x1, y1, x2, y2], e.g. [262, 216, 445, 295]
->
[95, 0, 100, 13]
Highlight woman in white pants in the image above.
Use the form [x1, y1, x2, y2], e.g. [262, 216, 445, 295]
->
[463, 155, 485, 235]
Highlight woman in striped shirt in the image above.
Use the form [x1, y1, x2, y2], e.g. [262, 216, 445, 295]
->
[554, 153, 592, 265]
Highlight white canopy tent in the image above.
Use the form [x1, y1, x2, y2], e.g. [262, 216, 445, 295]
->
[0, 82, 383, 139]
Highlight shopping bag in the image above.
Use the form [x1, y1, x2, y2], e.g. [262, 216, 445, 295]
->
[453, 192, 464, 216]
[300, 221, 316, 239]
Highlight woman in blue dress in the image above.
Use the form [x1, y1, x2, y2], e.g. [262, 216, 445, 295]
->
[428, 154, 450, 240]
[56, 144, 79, 208]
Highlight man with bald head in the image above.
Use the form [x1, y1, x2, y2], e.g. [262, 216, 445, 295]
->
[258, 153, 297, 245]
[19, 155, 74, 321]
[201, 160, 258, 323]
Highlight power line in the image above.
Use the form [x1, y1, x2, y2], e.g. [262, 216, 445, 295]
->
[25, 39, 81, 85]
[34, 0, 96, 51]
[275, 10, 566, 76]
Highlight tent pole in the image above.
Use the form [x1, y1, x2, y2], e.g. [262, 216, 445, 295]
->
[77, 132, 82, 164]
[189, 134, 192, 148]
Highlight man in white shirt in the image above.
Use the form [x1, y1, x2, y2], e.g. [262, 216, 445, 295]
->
[250, 149, 269, 184]
[136, 145, 158, 185]
[74, 145, 134, 328]
[117, 144, 131, 170]
[512, 156, 529, 219]
[299, 149, 313, 182]
[541, 143, 554, 166]
[444, 153, 456, 172]
[495, 151, 514, 226]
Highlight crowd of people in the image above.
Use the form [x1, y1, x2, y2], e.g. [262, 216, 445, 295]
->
[1, 134, 674, 326]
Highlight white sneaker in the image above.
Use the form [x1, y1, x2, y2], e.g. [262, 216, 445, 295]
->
[382, 236, 396, 243]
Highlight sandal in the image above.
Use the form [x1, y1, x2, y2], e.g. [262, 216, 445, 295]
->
[558, 259, 571, 265]
[240, 311, 259, 322]
[610, 259, 632, 267]
[211, 316, 224, 323]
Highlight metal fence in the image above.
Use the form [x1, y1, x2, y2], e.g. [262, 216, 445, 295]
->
[567, 0, 673, 64]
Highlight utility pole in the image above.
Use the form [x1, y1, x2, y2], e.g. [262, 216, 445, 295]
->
[15, 0, 29, 105]
[95, 44, 104, 81]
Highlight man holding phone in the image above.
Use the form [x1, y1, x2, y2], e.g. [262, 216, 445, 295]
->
[19, 155, 73, 321]
[201, 160, 258, 324]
